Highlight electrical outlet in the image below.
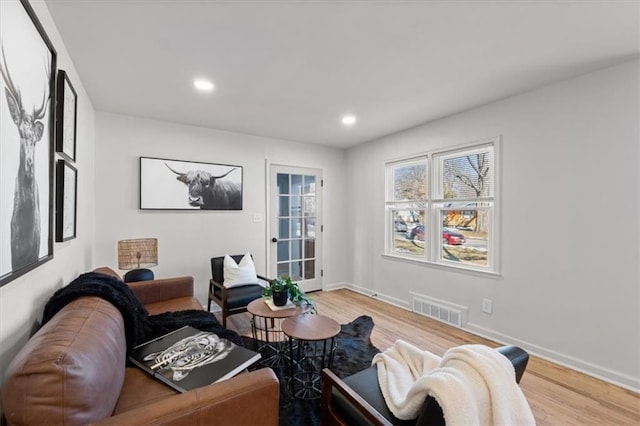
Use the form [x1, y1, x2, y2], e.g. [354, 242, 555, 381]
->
[252, 213, 263, 223]
[482, 298, 493, 314]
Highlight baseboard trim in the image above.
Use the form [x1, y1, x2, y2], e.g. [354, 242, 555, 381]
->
[323, 282, 350, 291]
[329, 282, 411, 311]
[324, 282, 640, 393]
[465, 322, 640, 393]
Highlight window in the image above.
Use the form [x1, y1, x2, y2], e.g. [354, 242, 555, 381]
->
[385, 138, 499, 273]
[387, 159, 427, 257]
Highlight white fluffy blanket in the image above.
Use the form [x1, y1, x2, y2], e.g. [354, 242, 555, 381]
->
[372, 340, 535, 425]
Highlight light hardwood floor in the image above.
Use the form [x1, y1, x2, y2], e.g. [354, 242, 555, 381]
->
[222, 289, 640, 425]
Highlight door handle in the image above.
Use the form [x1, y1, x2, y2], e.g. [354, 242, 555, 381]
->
[271, 237, 278, 243]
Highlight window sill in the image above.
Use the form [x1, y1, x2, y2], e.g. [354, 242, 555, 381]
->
[381, 253, 502, 279]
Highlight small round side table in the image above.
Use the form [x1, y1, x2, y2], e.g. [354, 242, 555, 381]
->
[282, 314, 340, 399]
[247, 298, 312, 369]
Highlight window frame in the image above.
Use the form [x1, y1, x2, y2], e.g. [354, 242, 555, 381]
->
[384, 137, 501, 275]
[385, 156, 428, 259]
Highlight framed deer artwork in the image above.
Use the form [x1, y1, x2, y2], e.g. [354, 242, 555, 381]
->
[0, 0, 57, 287]
[55, 70, 77, 162]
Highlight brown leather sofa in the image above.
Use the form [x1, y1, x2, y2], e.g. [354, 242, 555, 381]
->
[1, 267, 279, 425]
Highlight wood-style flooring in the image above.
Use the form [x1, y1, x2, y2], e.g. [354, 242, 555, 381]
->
[222, 289, 640, 425]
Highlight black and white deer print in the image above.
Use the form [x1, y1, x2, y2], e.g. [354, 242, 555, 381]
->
[0, 45, 50, 270]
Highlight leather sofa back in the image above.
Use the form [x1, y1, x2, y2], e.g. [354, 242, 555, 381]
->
[94, 266, 123, 280]
[2, 297, 127, 425]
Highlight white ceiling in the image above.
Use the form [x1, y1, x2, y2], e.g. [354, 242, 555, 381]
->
[44, 0, 639, 148]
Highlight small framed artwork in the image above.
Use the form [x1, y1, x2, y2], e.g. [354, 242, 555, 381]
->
[55, 69, 77, 162]
[55, 159, 77, 242]
[140, 157, 243, 210]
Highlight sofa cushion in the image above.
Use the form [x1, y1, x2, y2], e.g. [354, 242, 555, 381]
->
[2, 297, 127, 425]
[113, 368, 178, 415]
[145, 296, 203, 315]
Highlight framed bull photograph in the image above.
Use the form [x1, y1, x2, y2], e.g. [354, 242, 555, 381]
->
[140, 157, 243, 210]
[0, 0, 57, 287]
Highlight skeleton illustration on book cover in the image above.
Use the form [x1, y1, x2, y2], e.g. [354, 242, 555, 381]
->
[144, 332, 233, 381]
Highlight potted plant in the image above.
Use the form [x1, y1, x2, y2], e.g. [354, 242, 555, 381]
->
[269, 277, 290, 306]
[263, 276, 312, 307]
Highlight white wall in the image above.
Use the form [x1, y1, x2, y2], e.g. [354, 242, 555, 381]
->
[0, 0, 96, 384]
[1, 5, 635, 394]
[345, 60, 639, 390]
[94, 113, 347, 304]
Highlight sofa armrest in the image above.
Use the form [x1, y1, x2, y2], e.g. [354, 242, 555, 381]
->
[127, 276, 194, 305]
[94, 368, 279, 426]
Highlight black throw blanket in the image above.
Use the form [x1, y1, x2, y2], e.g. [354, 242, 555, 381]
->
[42, 272, 243, 353]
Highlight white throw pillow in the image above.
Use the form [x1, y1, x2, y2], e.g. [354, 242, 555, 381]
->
[223, 253, 259, 288]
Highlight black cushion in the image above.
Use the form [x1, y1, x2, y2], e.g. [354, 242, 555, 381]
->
[214, 284, 264, 309]
[332, 366, 418, 426]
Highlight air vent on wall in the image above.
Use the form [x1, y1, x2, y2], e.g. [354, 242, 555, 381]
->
[412, 296, 466, 328]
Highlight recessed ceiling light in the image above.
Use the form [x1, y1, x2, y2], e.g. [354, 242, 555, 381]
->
[342, 114, 357, 126]
[193, 79, 214, 91]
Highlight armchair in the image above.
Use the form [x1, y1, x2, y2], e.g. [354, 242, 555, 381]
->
[321, 345, 530, 426]
[208, 254, 271, 327]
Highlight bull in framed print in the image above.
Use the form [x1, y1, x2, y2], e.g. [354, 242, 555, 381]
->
[140, 157, 243, 211]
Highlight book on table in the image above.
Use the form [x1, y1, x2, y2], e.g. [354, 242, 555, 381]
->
[130, 325, 261, 393]
[264, 298, 296, 311]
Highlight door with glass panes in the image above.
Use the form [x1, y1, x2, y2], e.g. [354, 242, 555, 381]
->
[269, 165, 322, 293]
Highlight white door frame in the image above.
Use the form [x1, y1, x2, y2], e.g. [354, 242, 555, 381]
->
[266, 161, 323, 292]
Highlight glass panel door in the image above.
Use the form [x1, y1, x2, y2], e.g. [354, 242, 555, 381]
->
[270, 165, 322, 292]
